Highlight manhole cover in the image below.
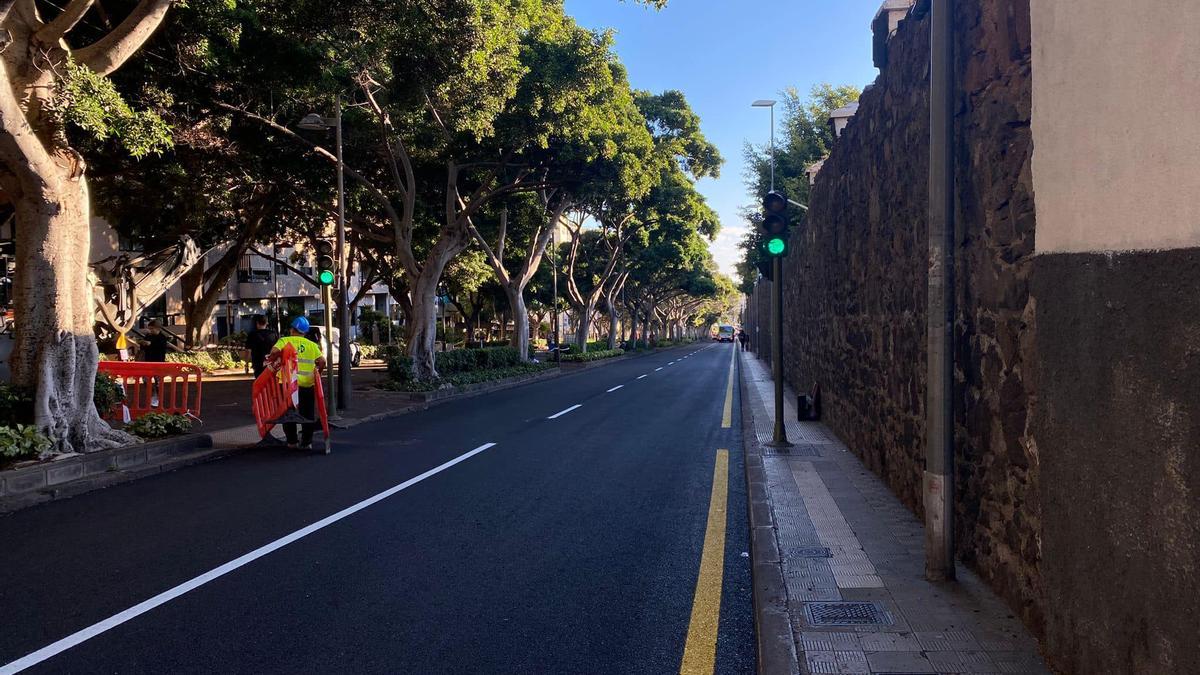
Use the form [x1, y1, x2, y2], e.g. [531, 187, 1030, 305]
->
[804, 602, 893, 626]
[792, 546, 832, 558]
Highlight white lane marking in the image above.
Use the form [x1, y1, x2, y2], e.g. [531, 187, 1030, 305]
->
[606, 385, 624, 393]
[0, 442, 500, 675]
[655, 367, 664, 372]
[547, 404, 582, 419]
[637, 375, 648, 380]
[669, 361, 676, 365]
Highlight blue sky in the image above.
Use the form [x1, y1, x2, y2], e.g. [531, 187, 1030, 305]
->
[565, 0, 883, 276]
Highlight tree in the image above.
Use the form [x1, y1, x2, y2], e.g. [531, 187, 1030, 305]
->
[0, 0, 177, 452]
[467, 18, 655, 361]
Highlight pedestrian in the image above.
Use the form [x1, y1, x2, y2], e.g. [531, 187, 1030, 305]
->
[269, 316, 326, 450]
[138, 319, 172, 407]
[738, 328, 749, 352]
[243, 315, 278, 379]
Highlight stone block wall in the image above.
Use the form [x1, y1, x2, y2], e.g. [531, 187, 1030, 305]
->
[772, 0, 1046, 642]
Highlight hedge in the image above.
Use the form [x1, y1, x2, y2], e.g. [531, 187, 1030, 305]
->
[387, 346, 523, 382]
[560, 348, 624, 363]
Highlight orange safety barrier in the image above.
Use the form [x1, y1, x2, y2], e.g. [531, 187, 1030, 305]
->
[97, 361, 203, 421]
[251, 344, 331, 451]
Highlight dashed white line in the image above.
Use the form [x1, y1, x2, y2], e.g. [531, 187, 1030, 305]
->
[547, 404, 583, 419]
[655, 367, 664, 372]
[0, 442, 500, 675]
[637, 375, 648, 380]
[606, 385, 624, 393]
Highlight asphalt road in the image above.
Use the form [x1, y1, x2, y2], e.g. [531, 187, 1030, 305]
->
[0, 343, 753, 674]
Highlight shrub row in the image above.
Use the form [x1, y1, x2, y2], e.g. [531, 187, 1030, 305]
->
[384, 363, 554, 392]
[560, 348, 624, 363]
[126, 412, 193, 439]
[166, 348, 241, 373]
[388, 346, 523, 382]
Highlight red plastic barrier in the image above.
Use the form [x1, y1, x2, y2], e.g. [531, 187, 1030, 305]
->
[252, 344, 298, 438]
[251, 345, 330, 448]
[97, 361, 203, 421]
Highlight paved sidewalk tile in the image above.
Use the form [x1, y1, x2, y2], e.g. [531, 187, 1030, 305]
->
[740, 352, 1050, 675]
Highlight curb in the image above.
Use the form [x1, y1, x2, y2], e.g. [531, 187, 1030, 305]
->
[738, 351, 801, 675]
[0, 433, 217, 514]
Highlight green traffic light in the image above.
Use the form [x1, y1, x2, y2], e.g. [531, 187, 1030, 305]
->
[317, 269, 336, 286]
[766, 237, 786, 256]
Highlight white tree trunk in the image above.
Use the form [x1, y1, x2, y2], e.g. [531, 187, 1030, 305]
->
[505, 285, 531, 362]
[11, 177, 132, 452]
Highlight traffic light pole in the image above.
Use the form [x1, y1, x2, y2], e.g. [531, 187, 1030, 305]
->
[322, 283, 337, 417]
[768, 256, 791, 447]
[334, 97, 352, 411]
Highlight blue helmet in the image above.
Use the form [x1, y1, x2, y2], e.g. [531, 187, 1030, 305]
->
[291, 316, 311, 333]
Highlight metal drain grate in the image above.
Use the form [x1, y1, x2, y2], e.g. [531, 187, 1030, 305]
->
[804, 601, 893, 626]
[790, 546, 832, 558]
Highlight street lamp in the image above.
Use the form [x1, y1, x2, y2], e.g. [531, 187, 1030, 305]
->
[297, 98, 352, 410]
[752, 99, 777, 191]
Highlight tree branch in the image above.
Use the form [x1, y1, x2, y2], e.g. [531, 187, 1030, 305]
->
[36, 0, 94, 43]
[74, 0, 173, 76]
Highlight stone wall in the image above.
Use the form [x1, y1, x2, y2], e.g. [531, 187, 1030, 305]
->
[770, 0, 1046, 642]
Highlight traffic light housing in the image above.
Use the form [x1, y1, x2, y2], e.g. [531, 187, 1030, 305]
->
[760, 191, 790, 257]
[315, 240, 335, 286]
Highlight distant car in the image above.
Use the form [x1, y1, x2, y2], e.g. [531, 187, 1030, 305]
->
[716, 325, 735, 343]
[325, 328, 362, 368]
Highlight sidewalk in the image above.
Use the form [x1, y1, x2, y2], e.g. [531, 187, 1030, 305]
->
[739, 351, 1050, 675]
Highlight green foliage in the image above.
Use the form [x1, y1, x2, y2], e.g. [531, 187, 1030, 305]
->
[388, 345, 523, 382]
[126, 413, 193, 439]
[561, 348, 624, 362]
[51, 60, 172, 159]
[167, 349, 239, 373]
[93, 373, 125, 416]
[0, 425, 53, 464]
[384, 363, 554, 392]
[360, 343, 404, 361]
[357, 310, 395, 345]
[0, 383, 35, 427]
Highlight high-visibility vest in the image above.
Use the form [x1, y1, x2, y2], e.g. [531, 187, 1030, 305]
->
[274, 336, 322, 387]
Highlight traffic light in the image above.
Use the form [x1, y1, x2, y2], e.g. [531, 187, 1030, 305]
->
[315, 240, 336, 286]
[760, 191, 790, 257]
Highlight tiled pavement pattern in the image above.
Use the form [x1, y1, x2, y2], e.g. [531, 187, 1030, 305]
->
[740, 352, 1050, 675]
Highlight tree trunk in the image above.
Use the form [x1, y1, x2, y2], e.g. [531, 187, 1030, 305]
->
[573, 303, 597, 352]
[11, 177, 131, 453]
[606, 297, 619, 350]
[505, 285, 531, 362]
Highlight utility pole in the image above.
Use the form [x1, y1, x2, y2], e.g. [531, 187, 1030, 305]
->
[925, 0, 956, 582]
[334, 96, 352, 410]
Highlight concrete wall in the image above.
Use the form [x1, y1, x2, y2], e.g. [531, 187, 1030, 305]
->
[1029, 2, 1200, 671]
[1030, 0, 1200, 253]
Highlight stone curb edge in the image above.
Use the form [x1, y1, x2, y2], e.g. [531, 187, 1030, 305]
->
[0, 433, 219, 514]
[738, 352, 801, 675]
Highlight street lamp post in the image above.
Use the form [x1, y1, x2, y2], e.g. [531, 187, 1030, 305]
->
[298, 97, 351, 410]
[753, 99, 791, 448]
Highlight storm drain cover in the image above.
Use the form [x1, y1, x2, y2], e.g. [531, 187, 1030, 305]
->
[803, 602, 892, 626]
[792, 546, 832, 558]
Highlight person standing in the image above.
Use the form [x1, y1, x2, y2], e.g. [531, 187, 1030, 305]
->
[269, 316, 326, 450]
[138, 319, 172, 407]
[243, 315, 278, 378]
[737, 328, 749, 352]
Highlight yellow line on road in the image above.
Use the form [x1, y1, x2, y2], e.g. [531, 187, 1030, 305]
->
[721, 348, 735, 428]
[680, 449, 729, 675]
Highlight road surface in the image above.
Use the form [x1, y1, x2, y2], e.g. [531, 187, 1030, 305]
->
[0, 343, 753, 674]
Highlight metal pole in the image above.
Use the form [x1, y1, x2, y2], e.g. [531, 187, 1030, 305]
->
[323, 284, 337, 417]
[335, 96, 352, 410]
[925, 0, 956, 582]
[768, 257, 790, 447]
[552, 229, 560, 362]
[769, 104, 776, 192]
[273, 242, 281, 334]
